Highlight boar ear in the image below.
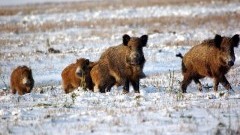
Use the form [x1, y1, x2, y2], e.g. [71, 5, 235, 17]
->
[232, 34, 239, 47]
[214, 34, 222, 48]
[123, 34, 130, 46]
[76, 59, 81, 64]
[140, 35, 148, 47]
[29, 68, 33, 75]
[85, 59, 90, 65]
[89, 62, 95, 68]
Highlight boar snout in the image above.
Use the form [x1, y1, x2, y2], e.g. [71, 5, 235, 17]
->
[22, 77, 30, 85]
[226, 55, 235, 67]
[129, 52, 142, 65]
[76, 67, 85, 77]
[228, 60, 234, 67]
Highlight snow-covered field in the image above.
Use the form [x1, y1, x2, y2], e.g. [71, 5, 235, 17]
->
[0, 0, 240, 134]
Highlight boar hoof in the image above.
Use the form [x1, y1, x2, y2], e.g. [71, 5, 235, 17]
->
[122, 90, 129, 94]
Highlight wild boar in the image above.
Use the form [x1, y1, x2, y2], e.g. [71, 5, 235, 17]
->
[90, 60, 117, 93]
[91, 34, 148, 93]
[10, 66, 34, 95]
[61, 58, 95, 93]
[177, 34, 239, 93]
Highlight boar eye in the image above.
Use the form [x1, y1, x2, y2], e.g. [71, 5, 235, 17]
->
[221, 47, 227, 51]
[222, 46, 231, 52]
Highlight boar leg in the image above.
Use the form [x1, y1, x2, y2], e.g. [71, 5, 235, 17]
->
[12, 88, 17, 94]
[122, 80, 130, 94]
[219, 76, 232, 90]
[181, 75, 192, 93]
[93, 85, 100, 93]
[95, 84, 104, 93]
[213, 78, 219, 92]
[99, 86, 106, 93]
[131, 79, 140, 93]
[106, 85, 112, 92]
[106, 78, 116, 92]
[194, 79, 202, 91]
[64, 85, 74, 93]
[17, 89, 24, 95]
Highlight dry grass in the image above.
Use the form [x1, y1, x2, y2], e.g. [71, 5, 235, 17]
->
[0, 12, 239, 36]
[0, 0, 239, 49]
[0, 0, 239, 38]
[0, 0, 232, 16]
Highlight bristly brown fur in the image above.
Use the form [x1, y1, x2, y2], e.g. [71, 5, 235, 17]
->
[90, 60, 117, 93]
[91, 34, 148, 93]
[10, 66, 34, 95]
[179, 34, 239, 93]
[61, 58, 95, 93]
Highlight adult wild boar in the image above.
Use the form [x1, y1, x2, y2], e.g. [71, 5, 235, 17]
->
[91, 34, 148, 93]
[10, 66, 34, 95]
[61, 58, 95, 93]
[177, 34, 239, 93]
[90, 60, 117, 93]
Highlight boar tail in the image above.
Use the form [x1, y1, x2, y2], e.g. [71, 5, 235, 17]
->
[176, 53, 183, 59]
